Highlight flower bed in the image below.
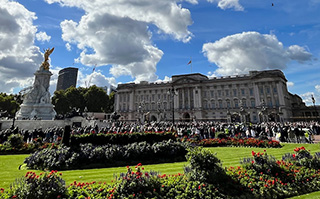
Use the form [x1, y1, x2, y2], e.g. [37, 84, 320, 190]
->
[189, 137, 282, 148]
[3, 146, 320, 198]
[24, 140, 188, 170]
[70, 131, 176, 146]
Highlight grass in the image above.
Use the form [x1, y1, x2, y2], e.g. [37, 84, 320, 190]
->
[1, 143, 320, 198]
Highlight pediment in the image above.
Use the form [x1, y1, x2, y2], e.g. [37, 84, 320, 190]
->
[173, 77, 199, 84]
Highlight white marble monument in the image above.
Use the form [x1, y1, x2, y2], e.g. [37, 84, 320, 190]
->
[16, 48, 56, 120]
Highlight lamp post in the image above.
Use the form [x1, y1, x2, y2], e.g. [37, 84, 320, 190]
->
[259, 99, 268, 123]
[167, 87, 177, 125]
[311, 94, 318, 121]
[138, 101, 145, 124]
[11, 96, 18, 129]
[157, 99, 162, 122]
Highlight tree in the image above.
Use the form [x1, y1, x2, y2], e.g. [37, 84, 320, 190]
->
[52, 90, 69, 115]
[107, 91, 115, 112]
[65, 86, 86, 112]
[0, 93, 20, 117]
[84, 85, 109, 112]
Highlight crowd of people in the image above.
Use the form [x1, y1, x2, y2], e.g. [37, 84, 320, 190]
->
[0, 120, 319, 145]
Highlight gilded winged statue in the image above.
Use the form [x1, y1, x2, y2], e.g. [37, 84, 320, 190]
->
[40, 47, 54, 70]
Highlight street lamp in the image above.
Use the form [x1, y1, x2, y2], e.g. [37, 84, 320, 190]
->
[311, 94, 318, 121]
[167, 87, 177, 125]
[11, 96, 18, 129]
[138, 101, 145, 124]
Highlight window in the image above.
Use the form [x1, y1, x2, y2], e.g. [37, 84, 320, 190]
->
[273, 87, 278, 93]
[241, 89, 245, 96]
[227, 101, 231, 108]
[211, 101, 215, 109]
[251, 100, 255, 108]
[234, 99, 239, 108]
[211, 91, 214, 98]
[225, 90, 229, 96]
[249, 88, 253, 96]
[266, 87, 270, 94]
[204, 101, 208, 109]
[260, 87, 264, 95]
[219, 100, 223, 108]
[218, 90, 221, 97]
[233, 89, 237, 96]
[242, 99, 247, 107]
[267, 98, 272, 107]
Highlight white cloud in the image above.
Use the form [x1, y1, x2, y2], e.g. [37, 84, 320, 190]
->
[202, 31, 312, 76]
[316, 85, 320, 93]
[45, 0, 194, 82]
[207, 0, 244, 11]
[0, 0, 43, 93]
[287, 82, 294, 87]
[65, 43, 71, 51]
[300, 92, 319, 105]
[155, 76, 171, 83]
[77, 70, 116, 90]
[35, 31, 51, 42]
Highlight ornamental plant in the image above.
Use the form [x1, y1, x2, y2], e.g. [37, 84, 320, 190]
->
[111, 163, 164, 198]
[282, 146, 320, 169]
[5, 170, 67, 199]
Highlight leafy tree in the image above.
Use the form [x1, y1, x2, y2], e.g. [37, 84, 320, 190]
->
[84, 85, 109, 112]
[0, 93, 20, 117]
[52, 90, 70, 115]
[107, 91, 115, 112]
[65, 86, 86, 112]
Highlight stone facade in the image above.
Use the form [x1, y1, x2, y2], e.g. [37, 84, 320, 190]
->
[115, 70, 313, 123]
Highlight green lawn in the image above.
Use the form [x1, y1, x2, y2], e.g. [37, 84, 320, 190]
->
[1, 143, 320, 198]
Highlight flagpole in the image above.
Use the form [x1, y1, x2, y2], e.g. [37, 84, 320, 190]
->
[190, 57, 192, 73]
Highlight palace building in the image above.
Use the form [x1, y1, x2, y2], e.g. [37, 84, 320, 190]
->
[114, 70, 318, 123]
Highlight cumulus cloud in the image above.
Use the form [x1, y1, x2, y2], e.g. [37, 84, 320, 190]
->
[154, 76, 171, 83]
[77, 70, 116, 92]
[65, 43, 71, 51]
[316, 85, 320, 93]
[207, 0, 244, 11]
[202, 31, 312, 76]
[35, 31, 51, 42]
[300, 92, 319, 105]
[287, 82, 294, 87]
[45, 0, 194, 82]
[0, 0, 43, 93]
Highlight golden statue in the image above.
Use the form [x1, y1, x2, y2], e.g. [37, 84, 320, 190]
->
[40, 47, 54, 70]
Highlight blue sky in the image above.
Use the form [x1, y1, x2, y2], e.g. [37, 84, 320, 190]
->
[1, 0, 320, 105]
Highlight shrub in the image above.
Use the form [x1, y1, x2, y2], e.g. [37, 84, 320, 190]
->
[5, 171, 67, 199]
[25, 140, 188, 170]
[282, 146, 320, 169]
[70, 131, 176, 146]
[185, 147, 224, 184]
[7, 134, 24, 148]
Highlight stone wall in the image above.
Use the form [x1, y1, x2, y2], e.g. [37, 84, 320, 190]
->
[0, 118, 111, 131]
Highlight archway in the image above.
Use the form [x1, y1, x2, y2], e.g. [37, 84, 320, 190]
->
[231, 113, 241, 123]
[182, 112, 191, 122]
[150, 115, 157, 122]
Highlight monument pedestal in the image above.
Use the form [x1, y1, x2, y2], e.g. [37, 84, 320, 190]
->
[16, 69, 56, 120]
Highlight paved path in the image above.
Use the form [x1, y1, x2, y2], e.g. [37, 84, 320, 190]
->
[313, 135, 320, 143]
